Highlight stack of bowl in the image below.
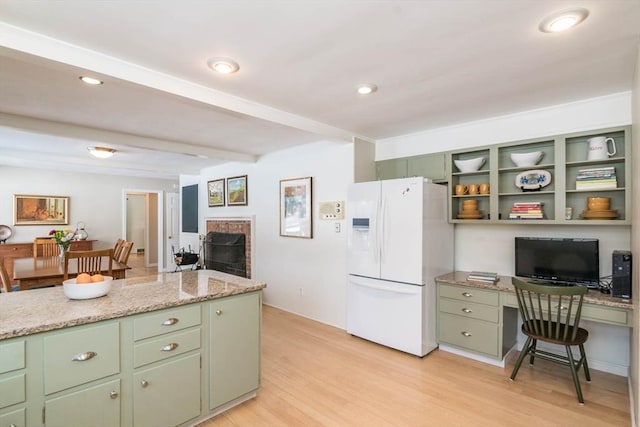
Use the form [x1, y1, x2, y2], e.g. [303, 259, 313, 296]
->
[457, 199, 483, 219]
[581, 197, 618, 220]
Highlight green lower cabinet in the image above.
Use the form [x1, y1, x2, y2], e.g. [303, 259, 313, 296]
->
[133, 353, 201, 427]
[0, 407, 25, 427]
[210, 293, 261, 410]
[45, 379, 120, 427]
[438, 313, 499, 357]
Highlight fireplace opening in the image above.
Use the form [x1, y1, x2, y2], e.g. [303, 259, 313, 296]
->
[204, 232, 247, 278]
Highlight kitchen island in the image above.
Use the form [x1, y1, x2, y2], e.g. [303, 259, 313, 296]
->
[0, 270, 266, 427]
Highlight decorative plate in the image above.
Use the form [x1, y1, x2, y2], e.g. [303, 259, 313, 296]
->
[0, 225, 12, 243]
[515, 170, 552, 191]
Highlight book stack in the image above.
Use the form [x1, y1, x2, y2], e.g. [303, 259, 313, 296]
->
[509, 202, 544, 220]
[575, 166, 617, 190]
[467, 271, 498, 284]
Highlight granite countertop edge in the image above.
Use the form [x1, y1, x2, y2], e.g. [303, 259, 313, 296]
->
[0, 270, 266, 340]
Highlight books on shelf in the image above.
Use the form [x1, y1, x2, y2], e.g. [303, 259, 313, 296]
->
[575, 166, 617, 190]
[467, 271, 498, 283]
[509, 202, 544, 220]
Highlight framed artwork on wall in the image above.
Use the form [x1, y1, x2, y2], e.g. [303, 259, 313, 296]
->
[279, 176, 312, 238]
[227, 175, 248, 206]
[207, 179, 225, 207]
[13, 194, 69, 226]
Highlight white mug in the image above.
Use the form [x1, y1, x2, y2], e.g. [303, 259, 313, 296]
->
[587, 136, 616, 161]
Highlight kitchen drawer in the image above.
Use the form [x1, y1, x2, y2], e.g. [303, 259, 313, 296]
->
[134, 328, 201, 368]
[439, 284, 499, 306]
[0, 340, 25, 374]
[0, 373, 25, 409]
[0, 408, 25, 426]
[133, 305, 201, 341]
[43, 322, 120, 395]
[439, 298, 499, 323]
[439, 313, 499, 357]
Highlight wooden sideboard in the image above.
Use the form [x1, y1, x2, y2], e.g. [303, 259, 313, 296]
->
[0, 240, 95, 285]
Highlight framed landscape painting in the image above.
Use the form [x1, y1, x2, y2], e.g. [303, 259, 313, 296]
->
[280, 177, 312, 238]
[227, 175, 248, 206]
[14, 194, 69, 225]
[207, 179, 225, 207]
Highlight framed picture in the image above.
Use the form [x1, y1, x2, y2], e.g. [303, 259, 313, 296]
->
[13, 194, 69, 226]
[227, 175, 248, 206]
[280, 177, 312, 238]
[207, 179, 225, 207]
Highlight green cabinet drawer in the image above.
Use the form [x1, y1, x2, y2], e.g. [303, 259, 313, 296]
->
[134, 328, 201, 368]
[439, 313, 499, 357]
[0, 340, 25, 374]
[0, 408, 25, 426]
[0, 373, 25, 409]
[45, 379, 120, 427]
[439, 284, 499, 306]
[133, 305, 201, 341]
[133, 353, 201, 427]
[439, 298, 499, 323]
[43, 322, 120, 395]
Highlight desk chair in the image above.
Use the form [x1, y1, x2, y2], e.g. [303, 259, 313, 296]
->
[64, 249, 113, 280]
[33, 238, 60, 258]
[510, 278, 590, 404]
[118, 241, 134, 265]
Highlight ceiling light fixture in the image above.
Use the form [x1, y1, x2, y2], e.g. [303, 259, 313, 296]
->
[79, 76, 104, 85]
[87, 146, 116, 159]
[356, 83, 378, 95]
[539, 8, 589, 33]
[207, 57, 240, 74]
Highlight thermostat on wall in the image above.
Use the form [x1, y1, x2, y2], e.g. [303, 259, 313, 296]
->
[319, 201, 345, 220]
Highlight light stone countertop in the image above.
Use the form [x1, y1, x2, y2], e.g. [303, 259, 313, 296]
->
[0, 270, 266, 340]
[435, 271, 633, 310]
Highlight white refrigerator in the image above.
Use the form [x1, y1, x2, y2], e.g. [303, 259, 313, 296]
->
[346, 177, 453, 356]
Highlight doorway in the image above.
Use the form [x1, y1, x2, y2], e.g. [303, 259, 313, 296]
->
[124, 191, 161, 270]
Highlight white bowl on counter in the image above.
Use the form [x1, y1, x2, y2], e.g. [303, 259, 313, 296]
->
[510, 151, 543, 167]
[454, 157, 485, 173]
[63, 276, 113, 300]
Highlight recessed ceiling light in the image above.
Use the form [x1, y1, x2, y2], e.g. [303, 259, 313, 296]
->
[79, 76, 104, 85]
[539, 8, 589, 33]
[87, 146, 116, 159]
[356, 84, 378, 95]
[207, 57, 240, 74]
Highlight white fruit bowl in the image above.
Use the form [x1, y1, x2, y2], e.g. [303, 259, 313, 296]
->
[510, 151, 543, 167]
[63, 276, 113, 300]
[454, 157, 485, 172]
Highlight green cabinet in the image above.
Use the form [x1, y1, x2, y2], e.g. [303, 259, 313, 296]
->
[45, 379, 121, 427]
[376, 153, 448, 182]
[210, 292, 261, 410]
[376, 158, 407, 180]
[0, 408, 25, 426]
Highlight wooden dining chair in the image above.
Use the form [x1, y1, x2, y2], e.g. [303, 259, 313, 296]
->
[509, 278, 590, 404]
[0, 258, 12, 293]
[64, 249, 113, 280]
[33, 238, 60, 258]
[113, 238, 125, 261]
[118, 241, 134, 265]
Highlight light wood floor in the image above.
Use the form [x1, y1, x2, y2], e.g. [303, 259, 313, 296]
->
[125, 253, 159, 278]
[199, 305, 630, 427]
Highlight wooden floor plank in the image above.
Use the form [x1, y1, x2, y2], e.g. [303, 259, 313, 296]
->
[199, 305, 630, 426]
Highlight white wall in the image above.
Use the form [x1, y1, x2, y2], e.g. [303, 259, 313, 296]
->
[188, 140, 352, 328]
[0, 166, 176, 250]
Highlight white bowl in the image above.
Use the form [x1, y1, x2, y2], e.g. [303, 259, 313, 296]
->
[63, 276, 113, 300]
[454, 157, 485, 172]
[510, 151, 543, 167]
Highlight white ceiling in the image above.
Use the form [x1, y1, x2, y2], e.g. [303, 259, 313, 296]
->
[0, 1, 639, 180]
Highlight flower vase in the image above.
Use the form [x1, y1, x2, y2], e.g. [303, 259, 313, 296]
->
[59, 244, 70, 264]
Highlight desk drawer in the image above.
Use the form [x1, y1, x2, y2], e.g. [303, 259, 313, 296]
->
[134, 305, 201, 341]
[0, 340, 25, 374]
[44, 322, 120, 394]
[0, 408, 25, 426]
[439, 284, 499, 306]
[439, 298, 499, 323]
[134, 328, 201, 368]
[0, 373, 25, 409]
[439, 313, 499, 357]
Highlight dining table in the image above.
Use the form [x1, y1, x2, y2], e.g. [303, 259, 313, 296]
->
[11, 256, 128, 291]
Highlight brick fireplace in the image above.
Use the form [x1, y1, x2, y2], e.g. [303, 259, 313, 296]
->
[205, 218, 252, 278]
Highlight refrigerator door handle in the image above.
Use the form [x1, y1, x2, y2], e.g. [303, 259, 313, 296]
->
[380, 196, 386, 264]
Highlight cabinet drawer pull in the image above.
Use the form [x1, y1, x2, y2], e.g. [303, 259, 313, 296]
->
[461, 308, 473, 313]
[141, 380, 149, 388]
[161, 343, 179, 352]
[72, 351, 97, 362]
[110, 390, 119, 399]
[462, 292, 473, 298]
[215, 309, 222, 315]
[461, 331, 472, 337]
[162, 317, 179, 326]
